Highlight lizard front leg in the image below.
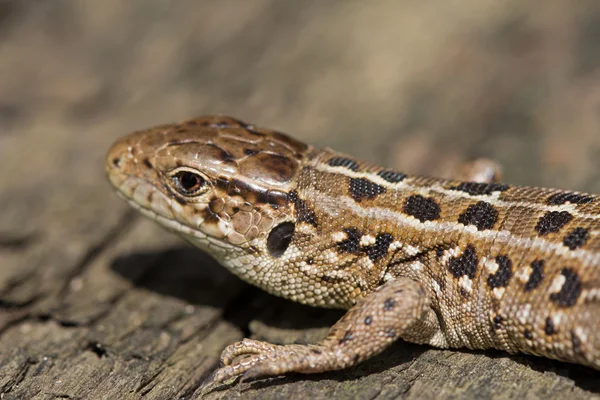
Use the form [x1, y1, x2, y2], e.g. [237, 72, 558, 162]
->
[450, 158, 503, 183]
[205, 277, 432, 386]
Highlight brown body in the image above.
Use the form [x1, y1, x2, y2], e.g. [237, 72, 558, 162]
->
[106, 116, 600, 386]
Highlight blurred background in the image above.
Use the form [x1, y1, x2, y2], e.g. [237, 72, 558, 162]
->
[2, 0, 600, 191]
[1, 1, 600, 398]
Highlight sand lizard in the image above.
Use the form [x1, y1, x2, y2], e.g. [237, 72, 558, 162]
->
[105, 115, 600, 386]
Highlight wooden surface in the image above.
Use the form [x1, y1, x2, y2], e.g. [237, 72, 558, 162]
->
[1, 1, 600, 399]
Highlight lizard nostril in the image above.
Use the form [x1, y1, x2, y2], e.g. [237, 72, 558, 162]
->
[112, 157, 121, 168]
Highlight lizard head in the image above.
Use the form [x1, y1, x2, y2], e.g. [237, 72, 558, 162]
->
[106, 115, 312, 263]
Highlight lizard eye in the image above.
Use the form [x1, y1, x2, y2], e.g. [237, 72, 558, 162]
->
[169, 168, 209, 196]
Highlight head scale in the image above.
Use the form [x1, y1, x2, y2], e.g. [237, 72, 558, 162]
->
[106, 116, 311, 263]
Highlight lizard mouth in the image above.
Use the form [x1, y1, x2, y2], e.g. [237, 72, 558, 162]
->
[110, 175, 236, 253]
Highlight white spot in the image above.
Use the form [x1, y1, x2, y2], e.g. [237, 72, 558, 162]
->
[404, 244, 421, 256]
[357, 256, 375, 270]
[431, 280, 441, 294]
[322, 249, 340, 264]
[492, 287, 505, 300]
[459, 275, 473, 293]
[516, 303, 532, 324]
[485, 258, 499, 274]
[389, 241, 403, 251]
[331, 231, 347, 242]
[515, 266, 532, 284]
[360, 235, 376, 246]
[574, 326, 588, 344]
[582, 287, 600, 302]
[549, 273, 567, 294]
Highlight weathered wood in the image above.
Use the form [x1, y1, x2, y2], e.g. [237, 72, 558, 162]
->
[1, 1, 600, 399]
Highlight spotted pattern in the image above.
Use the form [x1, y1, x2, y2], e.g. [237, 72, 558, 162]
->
[524, 260, 545, 291]
[336, 229, 394, 262]
[349, 178, 387, 202]
[384, 328, 397, 338]
[546, 192, 595, 205]
[403, 195, 441, 222]
[487, 255, 513, 288]
[535, 211, 573, 236]
[451, 182, 509, 196]
[448, 245, 478, 279]
[571, 331, 583, 355]
[383, 298, 397, 311]
[108, 114, 600, 382]
[365, 233, 394, 262]
[339, 330, 354, 345]
[544, 317, 556, 335]
[328, 156, 360, 171]
[378, 169, 406, 183]
[550, 268, 582, 307]
[563, 227, 590, 250]
[288, 191, 318, 227]
[493, 315, 503, 330]
[337, 228, 362, 254]
[458, 201, 499, 231]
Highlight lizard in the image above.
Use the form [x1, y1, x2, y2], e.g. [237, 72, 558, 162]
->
[105, 115, 600, 386]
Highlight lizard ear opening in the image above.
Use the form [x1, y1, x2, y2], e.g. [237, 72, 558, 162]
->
[267, 222, 295, 258]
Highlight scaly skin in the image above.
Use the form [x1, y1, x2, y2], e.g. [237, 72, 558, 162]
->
[105, 115, 600, 386]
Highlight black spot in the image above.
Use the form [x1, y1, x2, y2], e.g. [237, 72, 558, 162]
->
[547, 192, 595, 205]
[459, 287, 469, 298]
[364, 316, 372, 325]
[339, 330, 354, 345]
[365, 233, 394, 262]
[112, 157, 120, 167]
[403, 195, 441, 222]
[328, 156, 359, 171]
[288, 191, 318, 227]
[458, 201, 499, 231]
[435, 247, 445, 259]
[215, 177, 229, 190]
[535, 211, 573, 236]
[487, 255, 513, 289]
[142, 158, 152, 169]
[524, 260, 545, 291]
[493, 315, 503, 330]
[550, 268, 583, 307]
[563, 227, 590, 250]
[383, 298, 397, 311]
[544, 317, 556, 335]
[451, 182, 509, 196]
[378, 169, 406, 183]
[266, 222, 295, 258]
[337, 228, 363, 253]
[571, 331, 582, 355]
[311, 349, 322, 355]
[349, 178, 387, 201]
[448, 245, 478, 279]
[524, 330, 533, 340]
[384, 328, 397, 338]
[244, 148, 259, 156]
